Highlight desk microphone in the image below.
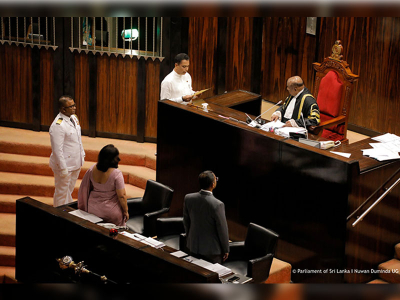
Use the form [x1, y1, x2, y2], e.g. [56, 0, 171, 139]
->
[301, 112, 309, 139]
[254, 100, 283, 124]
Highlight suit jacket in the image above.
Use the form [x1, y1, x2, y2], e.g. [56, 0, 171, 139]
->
[183, 190, 229, 256]
[276, 87, 320, 127]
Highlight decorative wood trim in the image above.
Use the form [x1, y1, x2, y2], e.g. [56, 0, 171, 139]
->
[31, 47, 41, 131]
[217, 17, 227, 95]
[251, 17, 263, 94]
[137, 57, 146, 143]
[88, 53, 97, 137]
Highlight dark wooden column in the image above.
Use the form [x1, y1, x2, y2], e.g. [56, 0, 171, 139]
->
[137, 57, 146, 143]
[251, 17, 263, 95]
[88, 53, 97, 138]
[31, 47, 41, 131]
[62, 17, 75, 102]
[53, 17, 65, 119]
[217, 17, 227, 95]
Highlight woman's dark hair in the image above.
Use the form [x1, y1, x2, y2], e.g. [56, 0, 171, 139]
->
[96, 144, 120, 172]
[198, 170, 215, 190]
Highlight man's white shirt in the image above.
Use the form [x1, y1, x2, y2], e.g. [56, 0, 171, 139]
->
[160, 70, 195, 105]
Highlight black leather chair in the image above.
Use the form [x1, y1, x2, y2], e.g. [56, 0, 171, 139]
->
[126, 180, 174, 237]
[156, 217, 185, 250]
[223, 223, 279, 283]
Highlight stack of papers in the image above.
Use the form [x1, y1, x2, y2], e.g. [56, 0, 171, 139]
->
[170, 251, 188, 258]
[260, 120, 285, 132]
[121, 232, 165, 249]
[68, 209, 103, 223]
[190, 259, 232, 277]
[362, 133, 400, 161]
[274, 127, 307, 138]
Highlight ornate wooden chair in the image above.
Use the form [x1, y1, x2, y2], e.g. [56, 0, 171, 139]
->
[309, 40, 359, 143]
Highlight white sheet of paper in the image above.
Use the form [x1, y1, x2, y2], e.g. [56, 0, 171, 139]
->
[330, 151, 352, 158]
[170, 251, 188, 258]
[68, 209, 103, 223]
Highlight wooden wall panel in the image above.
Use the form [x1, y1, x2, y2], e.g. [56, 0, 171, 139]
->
[188, 17, 219, 99]
[145, 59, 160, 139]
[96, 55, 138, 135]
[0, 44, 32, 124]
[260, 17, 317, 103]
[318, 17, 400, 135]
[40, 49, 54, 126]
[225, 17, 254, 92]
[74, 53, 90, 131]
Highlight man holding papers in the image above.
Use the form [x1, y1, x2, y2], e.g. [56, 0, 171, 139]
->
[183, 171, 229, 264]
[160, 53, 202, 105]
[271, 76, 320, 128]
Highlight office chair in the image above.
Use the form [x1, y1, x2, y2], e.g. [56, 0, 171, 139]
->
[156, 217, 185, 250]
[223, 222, 279, 283]
[126, 179, 174, 237]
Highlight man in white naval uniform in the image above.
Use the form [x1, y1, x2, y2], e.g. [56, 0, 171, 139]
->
[160, 53, 197, 105]
[49, 95, 85, 207]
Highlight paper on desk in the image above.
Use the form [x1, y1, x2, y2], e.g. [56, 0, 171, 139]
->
[206, 263, 232, 277]
[170, 251, 188, 258]
[330, 151, 352, 158]
[372, 133, 400, 143]
[274, 127, 306, 138]
[192, 259, 214, 268]
[260, 120, 285, 132]
[69, 209, 103, 223]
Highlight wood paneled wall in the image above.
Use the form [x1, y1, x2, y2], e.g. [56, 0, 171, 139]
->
[318, 17, 400, 135]
[96, 55, 138, 136]
[261, 17, 317, 103]
[1, 17, 400, 138]
[188, 17, 219, 99]
[0, 44, 32, 124]
[74, 53, 90, 131]
[225, 17, 254, 92]
[40, 49, 54, 127]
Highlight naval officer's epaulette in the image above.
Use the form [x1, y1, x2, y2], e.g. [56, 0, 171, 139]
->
[56, 118, 63, 125]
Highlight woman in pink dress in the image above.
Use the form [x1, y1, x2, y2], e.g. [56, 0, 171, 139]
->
[78, 144, 129, 226]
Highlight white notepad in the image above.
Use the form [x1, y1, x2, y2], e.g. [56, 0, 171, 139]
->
[68, 209, 103, 223]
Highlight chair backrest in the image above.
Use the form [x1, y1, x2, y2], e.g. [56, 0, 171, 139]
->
[313, 40, 359, 136]
[142, 180, 174, 213]
[244, 223, 279, 260]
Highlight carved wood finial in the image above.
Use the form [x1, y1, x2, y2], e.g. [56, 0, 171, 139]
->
[330, 40, 343, 61]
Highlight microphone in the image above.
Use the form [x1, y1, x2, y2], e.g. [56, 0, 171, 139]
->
[255, 100, 283, 125]
[300, 112, 309, 139]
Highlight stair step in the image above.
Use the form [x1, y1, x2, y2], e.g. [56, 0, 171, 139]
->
[264, 258, 292, 283]
[0, 213, 15, 247]
[0, 266, 16, 283]
[0, 195, 53, 213]
[368, 278, 389, 284]
[0, 246, 15, 267]
[0, 172, 145, 199]
[378, 258, 400, 283]
[0, 153, 155, 190]
[0, 127, 157, 170]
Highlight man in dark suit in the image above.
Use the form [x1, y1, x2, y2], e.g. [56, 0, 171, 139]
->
[183, 171, 229, 264]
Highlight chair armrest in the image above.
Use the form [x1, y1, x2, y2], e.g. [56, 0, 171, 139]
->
[143, 208, 170, 237]
[225, 241, 245, 261]
[156, 217, 184, 237]
[309, 115, 346, 135]
[127, 197, 143, 216]
[248, 253, 274, 283]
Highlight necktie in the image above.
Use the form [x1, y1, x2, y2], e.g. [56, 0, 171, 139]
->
[70, 117, 76, 127]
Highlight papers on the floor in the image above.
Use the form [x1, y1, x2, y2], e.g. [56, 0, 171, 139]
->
[260, 120, 285, 132]
[68, 209, 103, 223]
[274, 127, 307, 138]
[120, 232, 165, 248]
[170, 251, 188, 258]
[362, 133, 400, 161]
[330, 151, 352, 158]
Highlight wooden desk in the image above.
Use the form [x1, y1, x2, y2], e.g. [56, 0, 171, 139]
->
[156, 98, 400, 283]
[15, 197, 220, 283]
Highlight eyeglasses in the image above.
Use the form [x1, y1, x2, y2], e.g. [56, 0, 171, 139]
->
[215, 176, 219, 182]
[64, 103, 76, 109]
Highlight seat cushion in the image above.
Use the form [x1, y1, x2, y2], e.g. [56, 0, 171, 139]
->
[223, 260, 248, 277]
[158, 235, 180, 250]
[317, 71, 343, 118]
[126, 216, 144, 234]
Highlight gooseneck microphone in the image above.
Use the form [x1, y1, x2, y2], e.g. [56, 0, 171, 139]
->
[255, 100, 283, 122]
[301, 112, 309, 139]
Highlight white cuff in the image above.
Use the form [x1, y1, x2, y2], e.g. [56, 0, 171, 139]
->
[289, 119, 299, 127]
[271, 111, 282, 121]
